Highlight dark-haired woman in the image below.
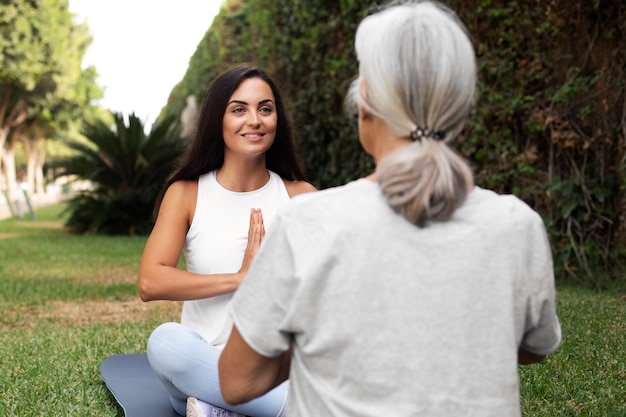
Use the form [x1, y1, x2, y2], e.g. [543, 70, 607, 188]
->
[139, 64, 315, 417]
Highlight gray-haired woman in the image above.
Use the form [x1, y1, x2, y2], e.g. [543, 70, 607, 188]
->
[219, 2, 562, 416]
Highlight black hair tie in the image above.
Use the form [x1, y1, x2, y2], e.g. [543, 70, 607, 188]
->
[410, 126, 446, 141]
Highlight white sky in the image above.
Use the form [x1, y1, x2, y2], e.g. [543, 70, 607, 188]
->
[69, 0, 224, 129]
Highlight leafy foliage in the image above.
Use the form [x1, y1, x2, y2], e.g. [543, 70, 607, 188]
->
[56, 113, 185, 235]
[455, 0, 626, 287]
[0, 0, 102, 195]
[267, 0, 374, 186]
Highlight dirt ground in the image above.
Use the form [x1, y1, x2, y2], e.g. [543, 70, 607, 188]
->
[5, 299, 182, 330]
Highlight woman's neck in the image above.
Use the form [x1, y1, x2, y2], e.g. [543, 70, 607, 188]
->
[216, 161, 270, 192]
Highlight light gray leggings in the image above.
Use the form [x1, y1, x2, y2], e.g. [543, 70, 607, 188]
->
[147, 322, 288, 417]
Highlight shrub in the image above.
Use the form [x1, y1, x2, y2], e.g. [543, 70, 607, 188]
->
[56, 112, 185, 235]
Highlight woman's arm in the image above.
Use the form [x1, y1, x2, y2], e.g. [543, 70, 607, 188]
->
[219, 325, 291, 405]
[138, 180, 264, 301]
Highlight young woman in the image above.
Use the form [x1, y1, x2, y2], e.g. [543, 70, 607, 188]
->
[139, 64, 316, 417]
[219, 2, 562, 416]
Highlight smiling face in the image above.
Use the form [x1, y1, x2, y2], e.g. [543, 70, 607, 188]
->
[222, 77, 277, 161]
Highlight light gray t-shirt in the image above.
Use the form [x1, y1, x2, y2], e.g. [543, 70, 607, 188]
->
[230, 179, 561, 417]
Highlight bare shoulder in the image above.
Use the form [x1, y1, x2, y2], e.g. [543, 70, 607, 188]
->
[164, 179, 198, 201]
[283, 179, 317, 198]
[159, 179, 198, 224]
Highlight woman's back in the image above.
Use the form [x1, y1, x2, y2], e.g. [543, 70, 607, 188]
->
[232, 179, 559, 416]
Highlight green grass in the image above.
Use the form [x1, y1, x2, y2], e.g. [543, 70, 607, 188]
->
[520, 286, 626, 416]
[0, 204, 178, 416]
[0, 204, 624, 416]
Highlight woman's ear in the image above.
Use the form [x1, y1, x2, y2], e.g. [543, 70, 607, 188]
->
[358, 81, 373, 120]
[359, 105, 373, 121]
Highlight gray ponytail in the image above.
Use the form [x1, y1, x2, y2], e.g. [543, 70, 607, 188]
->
[378, 139, 473, 226]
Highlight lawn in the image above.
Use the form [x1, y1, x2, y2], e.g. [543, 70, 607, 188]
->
[0, 204, 624, 416]
[0, 204, 180, 416]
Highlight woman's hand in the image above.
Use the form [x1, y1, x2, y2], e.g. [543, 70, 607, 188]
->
[238, 208, 265, 277]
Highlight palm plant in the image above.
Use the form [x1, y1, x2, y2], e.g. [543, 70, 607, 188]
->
[57, 112, 185, 235]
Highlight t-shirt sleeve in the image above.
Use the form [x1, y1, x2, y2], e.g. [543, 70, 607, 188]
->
[518, 210, 562, 356]
[228, 214, 295, 358]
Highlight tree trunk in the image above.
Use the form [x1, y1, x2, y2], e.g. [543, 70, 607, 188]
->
[1, 142, 19, 215]
[0, 92, 28, 190]
[35, 143, 47, 197]
[0, 128, 7, 190]
[23, 135, 42, 197]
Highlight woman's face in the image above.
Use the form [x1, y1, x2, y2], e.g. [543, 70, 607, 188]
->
[222, 77, 277, 160]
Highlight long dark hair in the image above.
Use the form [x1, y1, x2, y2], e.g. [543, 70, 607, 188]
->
[153, 64, 308, 218]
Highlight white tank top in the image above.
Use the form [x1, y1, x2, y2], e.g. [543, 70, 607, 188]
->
[181, 170, 291, 347]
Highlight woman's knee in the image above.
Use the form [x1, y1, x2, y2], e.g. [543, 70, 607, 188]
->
[148, 322, 182, 353]
[148, 323, 192, 372]
[147, 322, 212, 375]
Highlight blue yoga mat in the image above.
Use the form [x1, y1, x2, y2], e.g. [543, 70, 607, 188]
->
[100, 354, 179, 417]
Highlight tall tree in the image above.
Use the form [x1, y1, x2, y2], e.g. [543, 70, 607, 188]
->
[0, 0, 100, 199]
